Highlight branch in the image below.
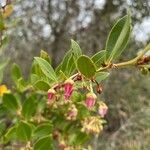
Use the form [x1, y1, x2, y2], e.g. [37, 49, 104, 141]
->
[97, 44, 150, 71]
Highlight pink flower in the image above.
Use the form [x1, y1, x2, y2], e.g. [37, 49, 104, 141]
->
[64, 79, 74, 100]
[47, 88, 56, 102]
[85, 93, 97, 109]
[66, 105, 78, 120]
[98, 102, 108, 117]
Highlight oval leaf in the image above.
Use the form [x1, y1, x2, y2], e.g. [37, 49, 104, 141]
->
[3, 93, 20, 112]
[11, 63, 22, 83]
[34, 57, 57, 82]
[40, 50, 51, 63]
[33, 123, 53, 138]
[33, 80, 50, 91]
[77, 55, 96, 78]
[17, 121, 32, 141]
[106, 13, 131, 63]
[91, 50, 106, 67]
[71, 39, 82, 59]
[95, 72, 110, 83]
[4, 125, 17, 143]
[34, 135, 53, 150]
[22, 95, 37, 120]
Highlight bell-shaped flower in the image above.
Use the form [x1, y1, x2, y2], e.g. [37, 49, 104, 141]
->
[64, 79, 74, 100]
[47, 88, 56, 103]
[66, 104, 78, 120]
[85, 92, 97, 109]
[98, 102, 108, 117]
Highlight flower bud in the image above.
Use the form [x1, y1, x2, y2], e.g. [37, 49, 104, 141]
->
[98, 102, 108, 117]
[64, 79, 74, 100]
[47, 88, 56, 103]
[85, 92, 97, 109]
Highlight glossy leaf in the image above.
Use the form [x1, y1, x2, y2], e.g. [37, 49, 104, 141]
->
[22, 95, 37, 120]
[17, 121, 32, 141]
[11, 63, 22, 82]
[74, 131, 89, 145]
[77, 55, 96, 78]
[0, 121, 6, 137]
[33, 80, 50, 91]
[4, 125, 17, 143]
[71, 39, 82, 59]
[34, 57, 57, 82]
[55, 50, 72, 75]
[3, 93, 20, 112]
[106, 13, 131, 63]
[95, 72, 110, 83]
[55, 40, 81, 76]
[66, 53, 76, 76]
[0, 104, 8, 118]
[91, 50, 106, 67]
[31, 61, 43, 76]
[33, 123, 53, 138]
[40, 50, 51, 64]
[34, 135, 53, 150]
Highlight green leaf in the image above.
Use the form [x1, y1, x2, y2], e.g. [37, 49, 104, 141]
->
[11, 63, 27, 91]
[4, 125, 17, 143]
[77, 104, 90, 118]
[71, 39, 82, 59]
[55, 40, 81, 76]
[75, 131, 90, 144]
[91, 50, 106, 67]
[0, 16, 5, 31]
[106, 13, 131, 63]
[34, 57, 57, 82]
[65, 53, 76, 76]
[3, 93, 20, 112]
[33, 80, 50, 91]
[22, 95, 37, 120]
[31, 61, 43, 76]
[30, 74, 39, 84]
[0, 104, 8, 118]
[33, 123, 53, 138]
[17, 121, 32, 141]
[34, 135, 53, 150]
[11, 63, 22, 82]
[57, 50, 71, 74]
[77, 55, 96, 78]
[56, 51, 76, 77]
[0, 121, 6, 137]
[94, 72, 110, 83]
[40, 50, 51, 64]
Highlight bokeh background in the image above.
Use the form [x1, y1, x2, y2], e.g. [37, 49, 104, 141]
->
[1, 0, 150, 149]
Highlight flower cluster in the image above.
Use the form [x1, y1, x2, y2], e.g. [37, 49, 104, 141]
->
[47, 79, 74, 104]
[65, 104, 78, 120]
[47, 76, 108, 136]
[81, 116, 103, 134]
